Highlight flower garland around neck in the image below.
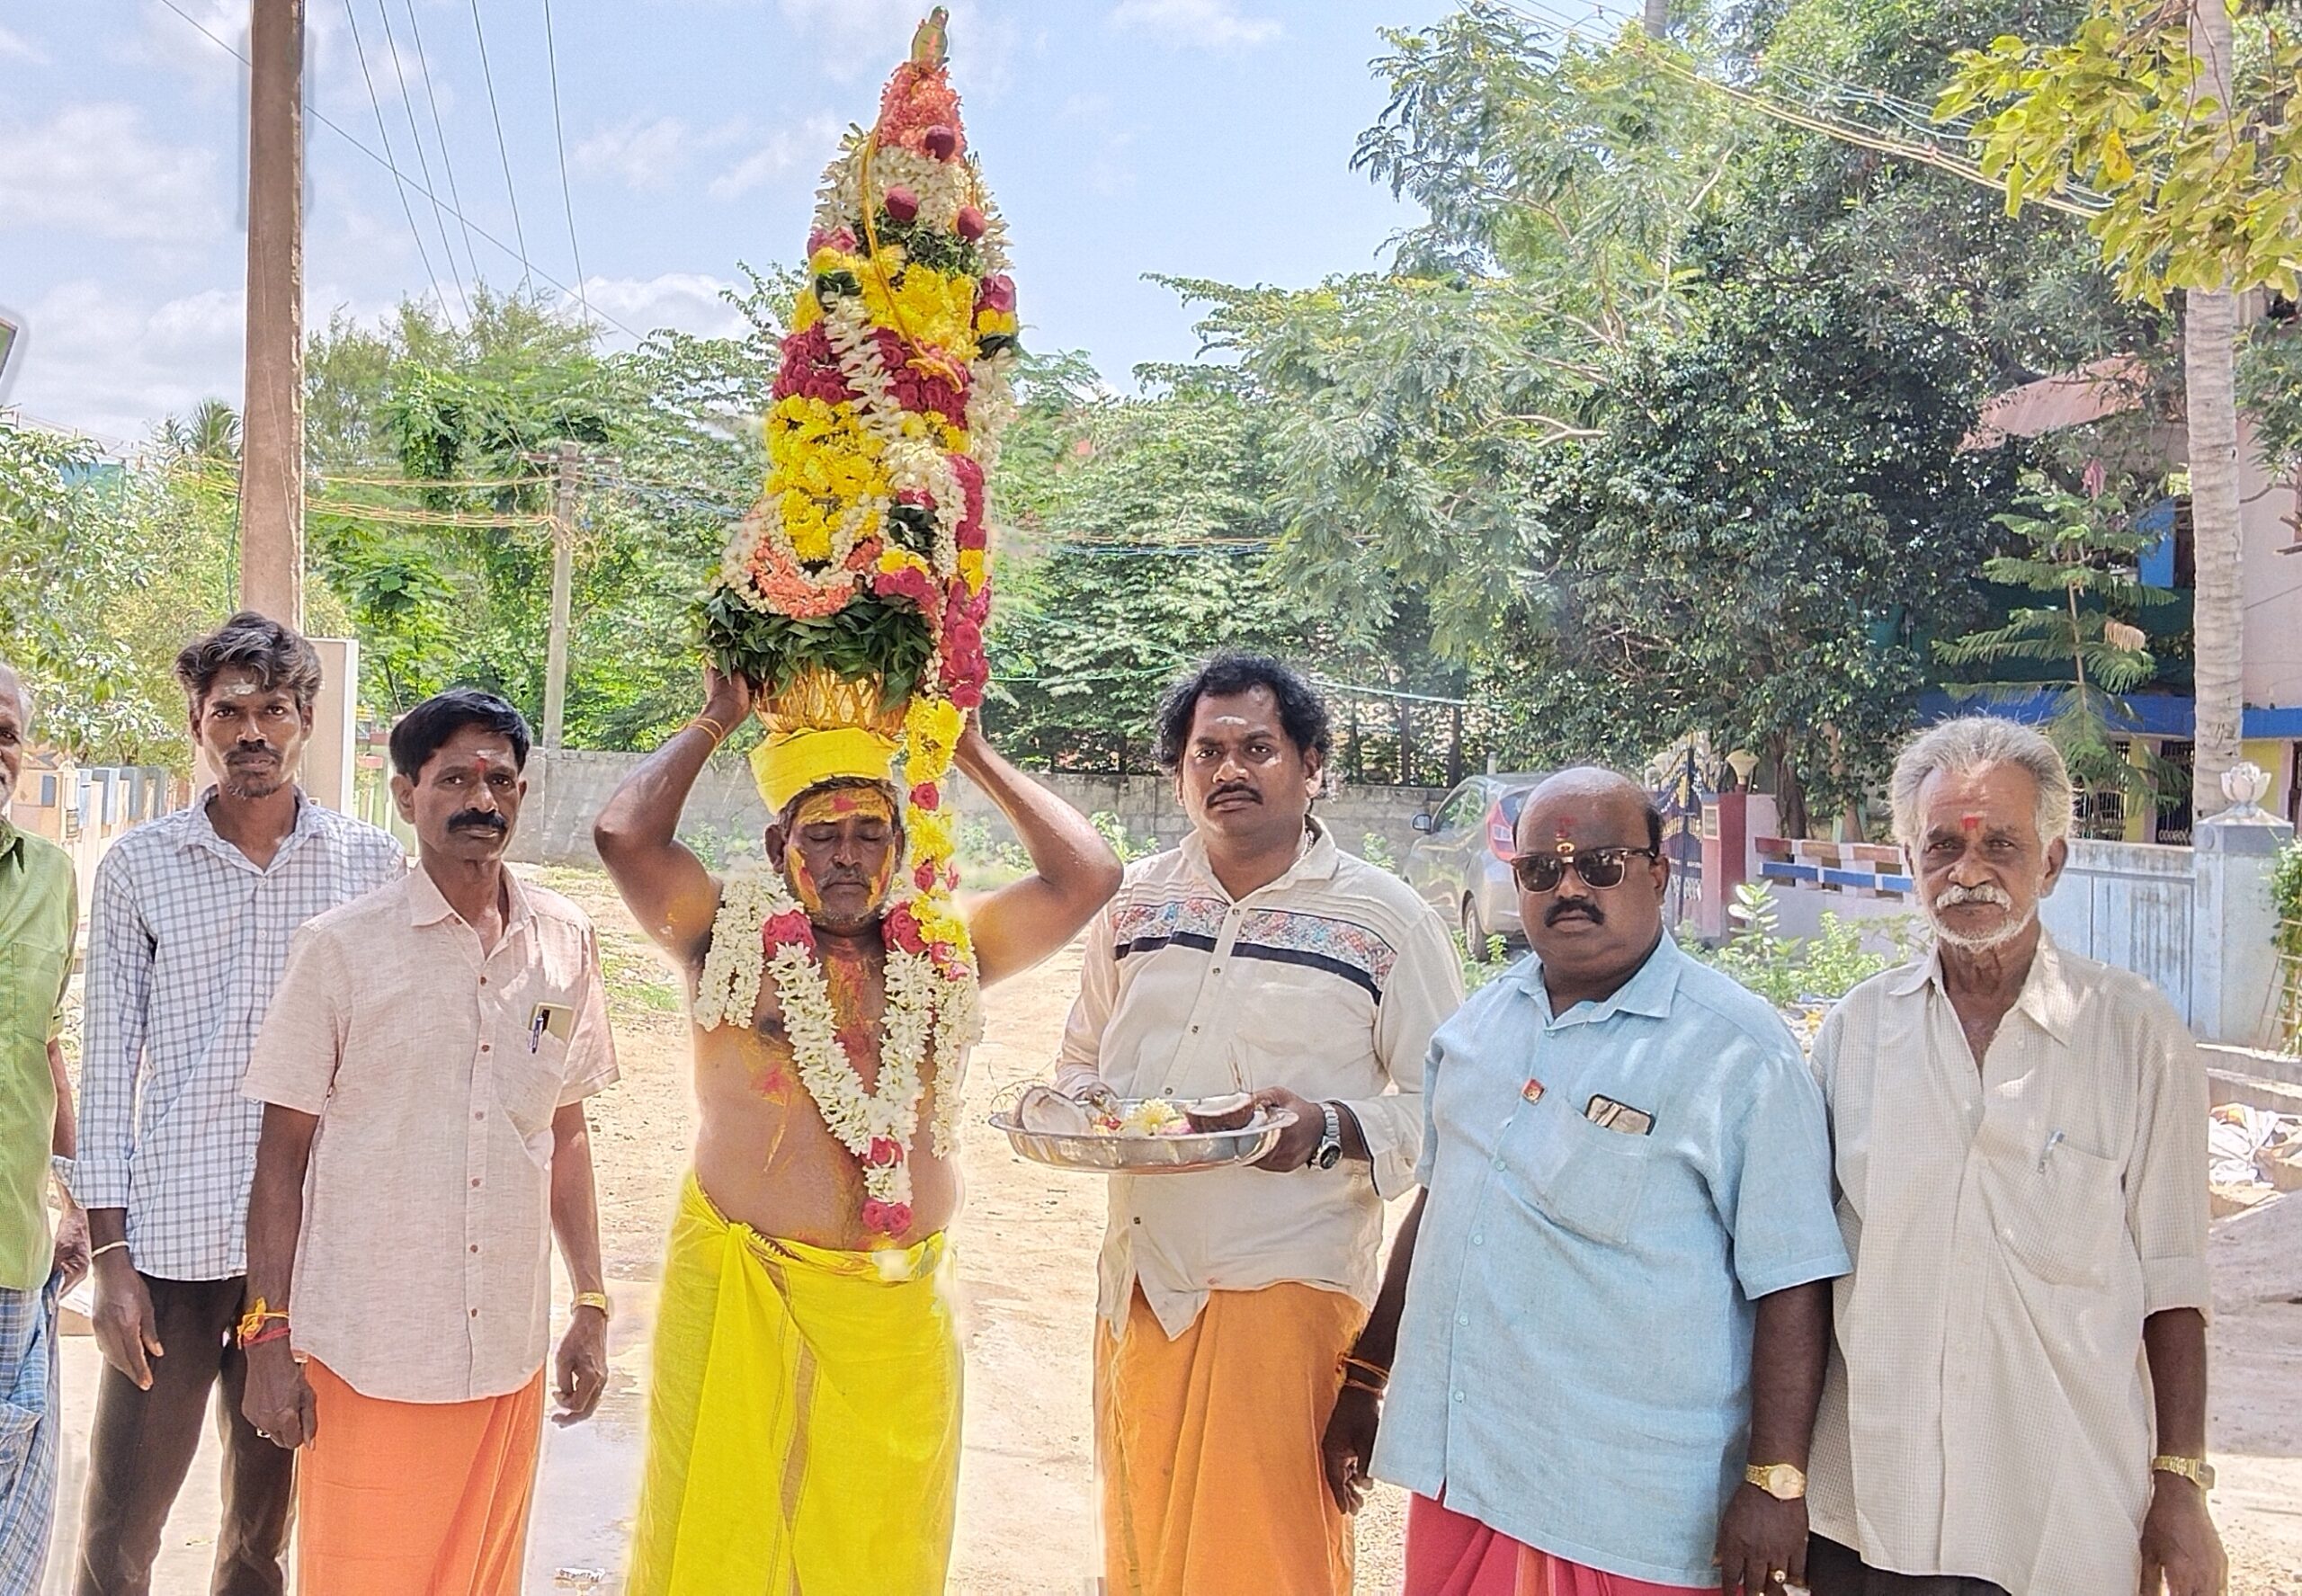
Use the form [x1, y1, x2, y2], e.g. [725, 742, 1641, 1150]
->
[693, 857, 980, 1239]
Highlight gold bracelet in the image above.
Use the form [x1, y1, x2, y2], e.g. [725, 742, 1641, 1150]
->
[89, 1240, 129, 1262]
[684, 715, 729, 746]
[1337, 1353, 1390, 1389]
[574, 1291, 612, 1320]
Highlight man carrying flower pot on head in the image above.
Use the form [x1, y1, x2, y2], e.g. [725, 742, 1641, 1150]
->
[594, 664, 1119, 1596]
[1054, 651, 1463, 1596]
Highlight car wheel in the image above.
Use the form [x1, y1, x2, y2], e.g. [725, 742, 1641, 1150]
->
[1461, 897, 1491, 962]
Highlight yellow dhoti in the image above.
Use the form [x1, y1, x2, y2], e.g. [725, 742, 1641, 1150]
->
[625, 1175, 962, 1596]
[1095, 1281, 1365, 1596]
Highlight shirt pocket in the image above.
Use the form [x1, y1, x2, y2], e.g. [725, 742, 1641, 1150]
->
[1503, 1101, 1655, 1246]
[0, 938, 67, 1052]
[492, 1025, 569, 1156]
[1995, 1139, 2126, 1288]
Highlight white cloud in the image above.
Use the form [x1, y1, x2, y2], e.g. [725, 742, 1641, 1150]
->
[576, 273, 748, 343]
[6, 281, 246, 443]
[708, 115, 837, 201]
[0, 24, 50, 65]
[574, 116, 695, 192]
[1107, 0, 1281, 49]
[0, 103, 228, 245]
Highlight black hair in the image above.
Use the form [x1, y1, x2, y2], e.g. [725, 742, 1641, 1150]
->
[388, 689, 531, 780]
[1154, 651, 1334, 771]
[174, 611, 324, 713]
[1644, 795, 1664, 854]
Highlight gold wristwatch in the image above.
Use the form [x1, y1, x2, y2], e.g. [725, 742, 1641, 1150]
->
[1744, 1462, 1807, 1501]
[2151, 1455, 2215, 1490]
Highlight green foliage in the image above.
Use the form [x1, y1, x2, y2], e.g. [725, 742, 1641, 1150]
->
[0, 417, 245, 766]
[1936, 470, 2182, 819]
[1689, 882, 1912, 1005]
[2272, 838, 2302, 935]
[1087, 811, 1160, 865]
[1941, 0, 2302, 303]
[698, 586, 934, 707]
[1454, 928, 1515, 992]
[1361, 832, 1400, 874]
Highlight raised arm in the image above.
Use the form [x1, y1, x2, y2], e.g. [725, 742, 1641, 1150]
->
[593, 667, 752, 960]
[957, 724, 1122, 987]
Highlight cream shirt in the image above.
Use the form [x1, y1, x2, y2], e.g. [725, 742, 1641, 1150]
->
[1807, 932, 2209, 1596]
[1055, 822, 1461, 1338]
[244, 866, 617, 1404]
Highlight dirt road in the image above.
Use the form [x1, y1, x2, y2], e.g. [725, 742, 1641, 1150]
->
[45, 865, 2300, 1594]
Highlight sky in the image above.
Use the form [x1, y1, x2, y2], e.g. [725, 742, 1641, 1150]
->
[0, 0, 1632, 447]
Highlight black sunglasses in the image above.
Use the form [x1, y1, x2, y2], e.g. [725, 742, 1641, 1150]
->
[1509, 847, 1660, 894]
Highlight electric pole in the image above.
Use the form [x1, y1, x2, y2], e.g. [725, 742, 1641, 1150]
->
[1643, 0, 1669, 38]
[542, 440, 578, 751]
[239, 0, 307, 625]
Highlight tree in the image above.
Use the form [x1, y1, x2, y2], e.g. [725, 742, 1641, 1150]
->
[1942, 0, 2302, 816]
[1935, 470, 2182, 828]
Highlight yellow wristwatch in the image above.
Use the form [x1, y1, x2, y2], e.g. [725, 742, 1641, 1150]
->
[574, 1291, 612, 1321]
[2151, 1455, 2215, 1490]
[1744, 1462, 1807, 1501]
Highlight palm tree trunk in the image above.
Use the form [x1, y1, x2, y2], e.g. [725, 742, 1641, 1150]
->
[2185, 0, 2244, 823]
[2185, 290, 2244, 822]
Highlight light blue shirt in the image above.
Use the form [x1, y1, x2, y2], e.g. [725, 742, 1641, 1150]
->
[1372, 934, 1849, 1587]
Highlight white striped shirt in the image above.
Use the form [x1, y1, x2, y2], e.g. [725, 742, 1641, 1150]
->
[68, 791, 404, 1280]
[1056, 821, 1461, 1337]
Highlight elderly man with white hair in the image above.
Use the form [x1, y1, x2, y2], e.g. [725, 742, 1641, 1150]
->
[1803, 716, 2222, 1596]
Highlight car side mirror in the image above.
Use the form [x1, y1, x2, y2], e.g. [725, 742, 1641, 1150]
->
[1411, 812, 1435, 834]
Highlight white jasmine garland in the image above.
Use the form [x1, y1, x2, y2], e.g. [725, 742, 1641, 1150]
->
[691, 860, 977, 1217]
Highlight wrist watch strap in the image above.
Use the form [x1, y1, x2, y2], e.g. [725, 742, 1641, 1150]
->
[2151, 1455, 2214, 1490]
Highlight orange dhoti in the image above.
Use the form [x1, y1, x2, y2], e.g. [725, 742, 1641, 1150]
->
[1094, 1281, 1364, 1596]
[297, 1359, 547, 1596]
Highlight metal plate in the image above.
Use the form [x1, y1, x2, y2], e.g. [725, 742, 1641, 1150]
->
[987, 1107, 1297, 1175]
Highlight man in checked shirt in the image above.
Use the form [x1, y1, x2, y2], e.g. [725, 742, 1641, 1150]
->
[67, 614, 403, 1596]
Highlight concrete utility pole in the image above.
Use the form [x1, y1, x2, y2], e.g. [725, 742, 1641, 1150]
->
[1643, 0, 1669, 37]
[239, 0, 306, 625]
[541, 440, 579, 750]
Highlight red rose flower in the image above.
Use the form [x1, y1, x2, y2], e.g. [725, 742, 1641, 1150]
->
[909, 782, 941, 811]
[763, 911, 816, 950]
[868, 1137, 904, 1167]
[914, 860, 939, 893]
[882, 905, 928, 956]
[870, 561, 942, 619]
[861, 1199, 913, 1237]
[883, 185, 919, 224]
[956, 204, 986, 240]
[950, 454, 986, 548]
[977, 274, 1016, 315]
[923, 125, 959, 161]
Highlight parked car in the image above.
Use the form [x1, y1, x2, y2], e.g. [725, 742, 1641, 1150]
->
[1405, 772, 1547, 959]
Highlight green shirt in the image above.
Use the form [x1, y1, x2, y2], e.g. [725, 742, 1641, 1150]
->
[0, 818, 73, 1291]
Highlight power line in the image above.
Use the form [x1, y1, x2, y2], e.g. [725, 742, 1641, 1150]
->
[340, 0, 453, 322]
[373, 0, 470, 321]
[400, 0, 485, 293]
[467, 0, 533, 291]
[540, 0, 595, 331]
[155, 0, 645, 339]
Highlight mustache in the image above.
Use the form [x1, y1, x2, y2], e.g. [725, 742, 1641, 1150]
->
[446, 809, 508, 834]
[1932, 882, 2013, 911]
[228, 745, 278, 760]
[1209, 783, 1259, 803]
[1545, 899, 1604, 927]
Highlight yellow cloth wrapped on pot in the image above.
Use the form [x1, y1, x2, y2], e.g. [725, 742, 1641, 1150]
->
[749, 726, 901, 816]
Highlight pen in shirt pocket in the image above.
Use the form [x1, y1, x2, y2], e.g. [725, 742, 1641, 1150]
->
[2037, 1128, 2066, 1172]
[530, 1011, 549, 1055]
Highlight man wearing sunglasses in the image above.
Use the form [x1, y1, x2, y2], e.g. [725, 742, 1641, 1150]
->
[1325, 766, 1847, 1596]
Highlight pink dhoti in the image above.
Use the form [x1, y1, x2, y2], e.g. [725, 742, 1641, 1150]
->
[1404, 1494, 1712, 1596]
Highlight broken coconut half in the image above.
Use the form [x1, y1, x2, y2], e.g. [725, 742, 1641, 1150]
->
[1184, 1092, 1256, 1133]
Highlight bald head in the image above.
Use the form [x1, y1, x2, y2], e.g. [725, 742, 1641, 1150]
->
[1515, 767, 1662, 857]
[1512, 764, 1669, 1007]
[0, 663, 27, 726]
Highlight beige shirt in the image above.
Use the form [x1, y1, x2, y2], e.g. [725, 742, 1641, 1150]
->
[1055, 822, 1461, 1338]
[1807, 932, 2209, 1596]
[244, 866, 617, 1404]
